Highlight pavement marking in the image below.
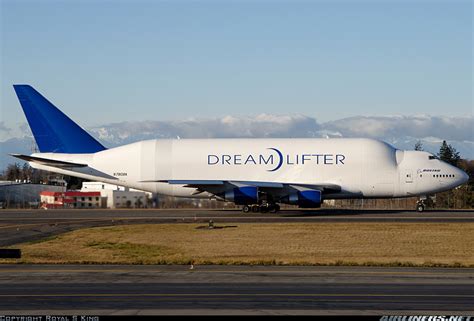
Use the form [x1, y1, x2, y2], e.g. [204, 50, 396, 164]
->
[0, 217, 473, 230]
[1, 218, 471, 232]
[0, 216, 473, 221]
[0, 293, 473, 298]
[0, 265, 474, 277]
[0, 219, 121, 230]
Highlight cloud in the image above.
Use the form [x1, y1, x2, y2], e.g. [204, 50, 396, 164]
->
[2, 114, 473, 166]
[87, 113, 473, 143]
[89, 114, 322, 143]
[0, 122, 12, 141]
[323, 115, 474, 142]
[86, 114, 474, 159]
[0, 121, 31, 142]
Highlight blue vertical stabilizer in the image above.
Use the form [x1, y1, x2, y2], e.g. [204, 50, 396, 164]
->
[13, 85, 106, 153]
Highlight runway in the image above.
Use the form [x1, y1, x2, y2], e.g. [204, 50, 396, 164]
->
[0, 208, 473, 246]
[0, 265, 472, 315]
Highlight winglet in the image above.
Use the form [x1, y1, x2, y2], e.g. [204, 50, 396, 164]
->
[13, 85, 106, 153]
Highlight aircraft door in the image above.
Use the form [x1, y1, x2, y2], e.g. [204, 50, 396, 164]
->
[401, 169, 417, 196]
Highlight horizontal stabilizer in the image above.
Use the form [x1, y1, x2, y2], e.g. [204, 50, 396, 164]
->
[10, 154, 88, 168]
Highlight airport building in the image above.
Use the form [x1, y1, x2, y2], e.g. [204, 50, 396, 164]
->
[0, 181, 66, 208]
[81, 182, 150, 208]
[40, 191, 101, 209]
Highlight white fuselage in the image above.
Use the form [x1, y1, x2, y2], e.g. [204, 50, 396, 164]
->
[28, 138, 468, 200]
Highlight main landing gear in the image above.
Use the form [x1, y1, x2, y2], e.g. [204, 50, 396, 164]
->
[242, 203, 280, 213]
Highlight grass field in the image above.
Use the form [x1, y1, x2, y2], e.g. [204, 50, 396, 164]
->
[6, 222, 474, 267]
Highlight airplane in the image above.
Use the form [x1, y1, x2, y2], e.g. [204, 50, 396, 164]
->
[10, 85, 469, 213]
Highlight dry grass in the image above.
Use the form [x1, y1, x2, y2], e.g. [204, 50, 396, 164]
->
[5, 223, 474, 267]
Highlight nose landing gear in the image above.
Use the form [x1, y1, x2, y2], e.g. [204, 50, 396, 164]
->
[416, 195, 434, 213]
[416, 201, 425, 213]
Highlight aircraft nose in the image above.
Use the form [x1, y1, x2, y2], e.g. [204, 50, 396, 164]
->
[457, 169, 469, 185]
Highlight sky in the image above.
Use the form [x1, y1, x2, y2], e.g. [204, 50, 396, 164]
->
[0, 0, 472, 128]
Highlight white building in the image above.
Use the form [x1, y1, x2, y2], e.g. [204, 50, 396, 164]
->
[81, 182, 150, 208]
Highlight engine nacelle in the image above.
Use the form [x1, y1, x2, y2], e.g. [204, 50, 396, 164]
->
[223, 186, 258, 205]
[285, 190, 322, 208]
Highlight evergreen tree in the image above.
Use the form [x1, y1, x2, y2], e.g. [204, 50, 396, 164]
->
[414, 141, 423, 151]
[437, 140, 460, 167]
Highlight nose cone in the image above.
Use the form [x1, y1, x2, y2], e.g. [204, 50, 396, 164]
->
[457, 169, 469, 185]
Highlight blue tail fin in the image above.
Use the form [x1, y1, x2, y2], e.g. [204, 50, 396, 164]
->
[13, 85, 106, 153]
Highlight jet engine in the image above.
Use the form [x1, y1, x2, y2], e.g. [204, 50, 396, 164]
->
[283, 190, 322, 208]
[222, 186, 258, 205]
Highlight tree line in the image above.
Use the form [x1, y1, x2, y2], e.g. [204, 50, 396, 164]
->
[0, 163, 83, 189]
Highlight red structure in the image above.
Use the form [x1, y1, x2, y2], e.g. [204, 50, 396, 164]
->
[40, 191, 101, 209]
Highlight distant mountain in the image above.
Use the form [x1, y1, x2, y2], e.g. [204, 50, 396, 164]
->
[0, 137, 35, 169]
[2, 114, 472, 170]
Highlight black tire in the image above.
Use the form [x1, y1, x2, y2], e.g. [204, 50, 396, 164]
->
[416, 204, 425, 213]
[252, 205, 260, 213]
[260, 205, 269, 213]
[275, 204, 280, 212]
[242, 205, 251, 213]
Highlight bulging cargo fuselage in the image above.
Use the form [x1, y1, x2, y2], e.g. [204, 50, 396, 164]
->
[28, 137, 468, 200]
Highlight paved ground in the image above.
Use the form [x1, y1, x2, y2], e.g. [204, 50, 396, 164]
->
[0, 265, 472, 315]
[1, 210, 472, 315]
[0, 208, 473, 246]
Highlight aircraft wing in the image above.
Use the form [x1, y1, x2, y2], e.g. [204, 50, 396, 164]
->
[161, 180, 340, 191]
[142, 179, 341, 196]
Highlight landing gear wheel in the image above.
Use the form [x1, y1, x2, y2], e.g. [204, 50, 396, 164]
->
[416, 203, 425, 213]
[251, 205, 260, 213]
[242, 205, 251, 213]
[268, 203, 280, 213]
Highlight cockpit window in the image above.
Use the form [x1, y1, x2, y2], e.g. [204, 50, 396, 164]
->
[429, 155, 438, 160]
